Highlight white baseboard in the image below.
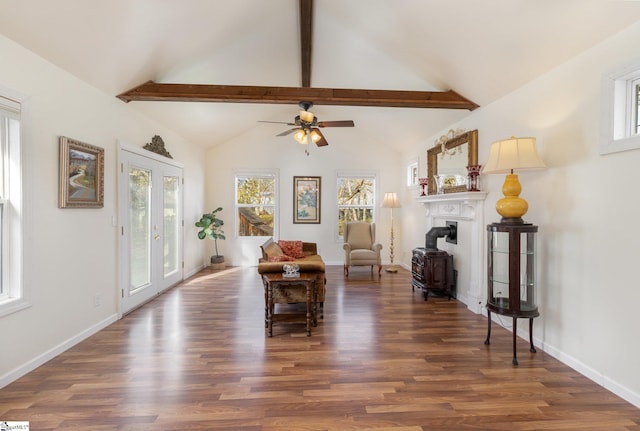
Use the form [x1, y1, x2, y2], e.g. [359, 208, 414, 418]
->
[0, 313, 119, 389]
[481, 312, 640, 409]
[184, 263, 207, 279]
[540, 341, 640, 408]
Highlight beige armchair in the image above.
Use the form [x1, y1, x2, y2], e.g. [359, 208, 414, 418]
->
[343, 222, 383, 277]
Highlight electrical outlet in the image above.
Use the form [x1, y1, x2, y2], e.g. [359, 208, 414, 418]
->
[93, 294, 101, 307]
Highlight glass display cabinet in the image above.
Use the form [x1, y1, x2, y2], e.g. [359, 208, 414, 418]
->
[485, 222, 539, 365]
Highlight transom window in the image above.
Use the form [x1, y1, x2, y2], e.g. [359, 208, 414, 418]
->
[407, 160, 418, 188]
[235, 171, 277, 237]
[632, 77, 640, 136]
[601, 59, 640, 154]
[336, 173, 376, 238]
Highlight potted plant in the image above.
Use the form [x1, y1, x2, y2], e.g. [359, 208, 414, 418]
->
[195, 207, 226, 266]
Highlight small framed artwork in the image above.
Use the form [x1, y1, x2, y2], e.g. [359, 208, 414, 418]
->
[58, 136, 104, 208]
[293, 176, 321, 224]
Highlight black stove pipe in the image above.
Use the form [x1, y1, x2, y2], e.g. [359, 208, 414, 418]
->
[425, 226, 456, 250]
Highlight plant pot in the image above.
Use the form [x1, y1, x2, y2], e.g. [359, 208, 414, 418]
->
[210, 255, 225, 270]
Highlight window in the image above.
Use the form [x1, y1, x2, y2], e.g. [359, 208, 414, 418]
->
[337, 172, 376, 238]
[235, 171, 277, 237]
[406, 160, 418, 188]
[0, 94, 25, 316]
[601, 59, 640, 154]
[632, 76, 640, 136]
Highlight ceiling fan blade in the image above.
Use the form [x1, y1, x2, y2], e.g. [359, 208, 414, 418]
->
[317, 120, 355, 128]
[277, 128, 299, 136]
[313, 128, 329, 147]
[257, 120, 295, 125]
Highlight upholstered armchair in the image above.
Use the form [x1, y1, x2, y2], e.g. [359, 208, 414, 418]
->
[343, 222, 383, 277]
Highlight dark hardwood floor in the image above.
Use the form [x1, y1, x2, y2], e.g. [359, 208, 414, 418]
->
[1, 266, 639, 430]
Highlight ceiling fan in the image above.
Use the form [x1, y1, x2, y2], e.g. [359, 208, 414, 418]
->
[258, 101, 354, 150]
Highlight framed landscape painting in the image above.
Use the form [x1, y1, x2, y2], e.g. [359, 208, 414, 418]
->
[293, 176, 321, 224]
[58, 136, 104, 208]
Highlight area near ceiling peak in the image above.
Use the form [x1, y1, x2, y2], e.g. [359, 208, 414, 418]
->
[116, 0, 478, 111]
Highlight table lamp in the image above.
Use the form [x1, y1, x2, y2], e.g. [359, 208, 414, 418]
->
[482, 137, 546, 223]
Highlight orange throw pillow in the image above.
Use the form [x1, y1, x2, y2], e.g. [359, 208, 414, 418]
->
[268, 255, 295, 262]
[278, 240, 305, 259]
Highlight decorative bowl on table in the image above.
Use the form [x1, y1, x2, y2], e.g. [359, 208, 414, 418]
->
[283, 263, 300, 277]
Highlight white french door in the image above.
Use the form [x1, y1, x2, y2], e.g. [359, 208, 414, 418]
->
[118, 145, 184, 314]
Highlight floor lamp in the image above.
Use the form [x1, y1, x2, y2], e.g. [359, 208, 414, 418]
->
[382, 192, 401, 273]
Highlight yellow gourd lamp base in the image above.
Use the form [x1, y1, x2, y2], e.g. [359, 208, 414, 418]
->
[496, 173, 528, 223]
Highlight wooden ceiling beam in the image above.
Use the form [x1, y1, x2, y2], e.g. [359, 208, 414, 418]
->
[116, 81, 479, 110]
[300, 0, 313, 87]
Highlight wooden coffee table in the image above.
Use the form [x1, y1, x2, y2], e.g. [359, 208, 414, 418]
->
[262, 273, 317, 336]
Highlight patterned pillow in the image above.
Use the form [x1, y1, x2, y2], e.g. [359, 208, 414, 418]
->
[278, 240, 305, 259]
[268, 255, 295, 262]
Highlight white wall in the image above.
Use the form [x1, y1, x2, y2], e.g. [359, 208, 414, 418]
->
[4, 15, 640, 409]
[401, 22, 640, 407]
[0, 34, 206, 385]
[203, 125, 405, 268]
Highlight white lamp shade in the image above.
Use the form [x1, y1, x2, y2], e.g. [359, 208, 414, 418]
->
[382, 192, 400, 208]
[482, 137, 546, 174]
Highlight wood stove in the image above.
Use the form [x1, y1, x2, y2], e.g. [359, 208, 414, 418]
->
[411, 226, 456, 300]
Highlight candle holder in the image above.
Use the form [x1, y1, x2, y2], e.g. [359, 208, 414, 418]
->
[466, 164, 482, 191]
[418, 177, 428, 196]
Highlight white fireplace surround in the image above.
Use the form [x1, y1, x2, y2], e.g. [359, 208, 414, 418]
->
[416, 191, 488, 314]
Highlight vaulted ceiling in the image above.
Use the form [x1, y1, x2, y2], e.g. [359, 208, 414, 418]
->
[2, 0, 640, 153]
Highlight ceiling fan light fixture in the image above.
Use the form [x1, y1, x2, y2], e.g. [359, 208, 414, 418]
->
[293, 129, 308, 144]
[309, 129, 321, 143]
[299, 110, 315, 123]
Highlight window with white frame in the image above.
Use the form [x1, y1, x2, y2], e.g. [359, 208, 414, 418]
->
[406, 160, 418, 188]
[0, 94, 24, 316]
[235, 171, 277, 237]
[601, 59, 640, 154]
[336, 172, 376, 238]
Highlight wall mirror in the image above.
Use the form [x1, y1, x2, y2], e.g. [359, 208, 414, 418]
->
[427, 129, 478, 194]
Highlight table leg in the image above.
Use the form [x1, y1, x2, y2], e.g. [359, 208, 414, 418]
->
[512, 316, 518, 366]
[529, 318, 537, 353]
[263, 280, 268, 329]
[306, 282, 311, 336]
[267, 284, 273, 337]
[312, 280, 318, 327]
[484, 309, 491, 345]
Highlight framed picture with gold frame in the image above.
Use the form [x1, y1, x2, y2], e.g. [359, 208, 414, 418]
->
[58, 136, 104, 208]
[293, 176, 321, 224]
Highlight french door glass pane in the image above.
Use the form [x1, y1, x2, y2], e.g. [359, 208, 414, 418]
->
[163, 175, 179, 276]
[129, 167, 151, 291]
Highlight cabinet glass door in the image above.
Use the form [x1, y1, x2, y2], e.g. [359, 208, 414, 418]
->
[487, 223, 538, 316]
[488, 231, 510, 309]
[520, 231, 536, 311]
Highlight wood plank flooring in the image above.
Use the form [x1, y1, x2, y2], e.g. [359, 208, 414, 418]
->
[1, 266, 639, 430]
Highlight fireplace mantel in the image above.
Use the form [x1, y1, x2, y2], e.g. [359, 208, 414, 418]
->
[416, 191, 488, 220]
[416, 191, 488, 314]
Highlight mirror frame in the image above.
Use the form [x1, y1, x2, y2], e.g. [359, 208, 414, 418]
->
[427, 129, 478, 195]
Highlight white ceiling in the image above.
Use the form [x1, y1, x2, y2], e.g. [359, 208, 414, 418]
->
[2, 0, 640, 153]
